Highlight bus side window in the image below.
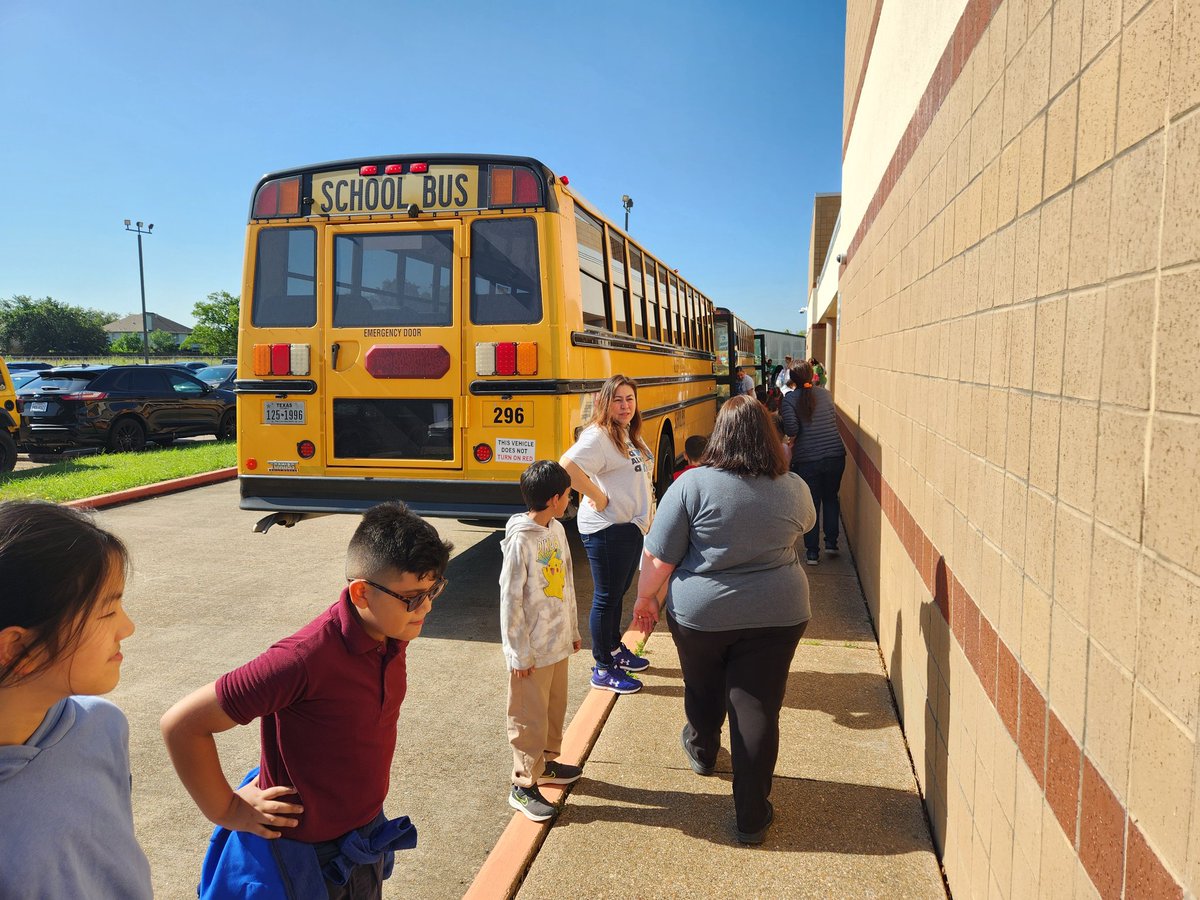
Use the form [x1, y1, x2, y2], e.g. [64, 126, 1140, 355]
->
[252, 228, 317, 327]
[576, 208, 608, 329]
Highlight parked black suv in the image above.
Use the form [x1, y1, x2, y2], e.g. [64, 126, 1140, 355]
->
[18, 365, 236, 453]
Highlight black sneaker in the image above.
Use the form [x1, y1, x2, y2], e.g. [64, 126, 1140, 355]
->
[825, 543, 839, 557]
[736, 801, 775, 845]
[539, 760, 583, 785]
[805, 549, 819, 566]
[680, 725, 715, 776]
[509, 784, 557, 822]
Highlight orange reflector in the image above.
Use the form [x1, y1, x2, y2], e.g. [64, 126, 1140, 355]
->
[277, 177, 301, 216]
[516, 342, 537, 375]
[252, 344, 271, 376]
[491, 168, 513, 206]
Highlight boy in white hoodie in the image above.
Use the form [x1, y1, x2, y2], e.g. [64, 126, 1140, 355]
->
[500, 460, 584, 822]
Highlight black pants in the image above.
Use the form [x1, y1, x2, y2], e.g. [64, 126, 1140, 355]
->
[667, 613, 808, 834]
[794, 454, 846, 551]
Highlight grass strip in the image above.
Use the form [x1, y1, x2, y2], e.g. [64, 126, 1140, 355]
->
[0, 442, 236, 503]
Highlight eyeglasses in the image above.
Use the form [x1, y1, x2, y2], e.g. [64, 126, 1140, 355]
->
[350, 576, 447, 612]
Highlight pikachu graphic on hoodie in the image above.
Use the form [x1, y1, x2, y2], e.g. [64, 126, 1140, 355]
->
[499, 514, 581, 671]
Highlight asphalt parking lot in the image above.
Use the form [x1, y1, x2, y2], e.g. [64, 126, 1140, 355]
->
[96, 480, 597, 898]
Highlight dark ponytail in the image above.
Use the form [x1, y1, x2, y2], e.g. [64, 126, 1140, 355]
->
[791, 362, 817, 422]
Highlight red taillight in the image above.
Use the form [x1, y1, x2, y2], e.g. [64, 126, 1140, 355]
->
[246, 458, 258, 470]
[58, 391, 107, 401]
[253, 182, 278, 218]
[297, 440, 316, 459]
[473, 443, 493, 463]
[514, 168, 539, 205]
[495, 342, 517, 376]
[560, 175, 569, 185]
[271, 344, 290, 375]
[384, 163, 403, 175]
[409, 162, 429, 173]
[360, 165, 378, 176]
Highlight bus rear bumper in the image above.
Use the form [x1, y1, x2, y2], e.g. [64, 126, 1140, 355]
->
[239, 475, 525, 521]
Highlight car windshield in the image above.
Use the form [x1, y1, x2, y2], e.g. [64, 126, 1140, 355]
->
[196, 365, 235, 382]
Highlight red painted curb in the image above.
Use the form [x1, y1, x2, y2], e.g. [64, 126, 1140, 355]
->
[66, 467, 238, 510]
[464, 624, 653, 900]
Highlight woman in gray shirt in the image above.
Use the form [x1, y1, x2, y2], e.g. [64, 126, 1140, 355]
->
[632, 395, 816, 844]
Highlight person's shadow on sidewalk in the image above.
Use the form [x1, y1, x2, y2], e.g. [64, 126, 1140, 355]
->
[560, 776, 932, 854]
[626, 667, 898, 731]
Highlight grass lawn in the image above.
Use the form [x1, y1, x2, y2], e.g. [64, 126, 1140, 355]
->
[0, 441, 236, 503]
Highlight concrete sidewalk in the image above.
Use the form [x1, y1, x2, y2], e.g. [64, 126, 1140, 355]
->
[512, 548, 947, 899]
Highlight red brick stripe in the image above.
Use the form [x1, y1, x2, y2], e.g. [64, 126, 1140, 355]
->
[835, 413, 1184, 899]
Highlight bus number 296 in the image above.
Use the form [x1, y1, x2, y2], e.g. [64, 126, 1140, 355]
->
[492, 405, 526, 424]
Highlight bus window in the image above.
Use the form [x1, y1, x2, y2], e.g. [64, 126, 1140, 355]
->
[645, 259, 660, 341]
[252, 227, 317, 327]
[629, 246, 646, 338]
[658, 266, 671, 342]
[669, 275, 681, 346]
[609, 231, 630, 335]
[576, 208, 608, 328]
[334, 232, 453, 327]
[470, 218, 542, 325]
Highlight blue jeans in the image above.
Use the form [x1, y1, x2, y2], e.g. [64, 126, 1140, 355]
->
[794, 454, 846, 552]
[580, 523, 644, 668]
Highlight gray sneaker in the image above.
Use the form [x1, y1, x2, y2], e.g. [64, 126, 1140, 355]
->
[509, 784, 557, 822]
[538, 760, 583, 785]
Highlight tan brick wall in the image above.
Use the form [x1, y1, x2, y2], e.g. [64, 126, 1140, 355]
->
[844, 0, 883, 141]
[835, 0, 1200, 896]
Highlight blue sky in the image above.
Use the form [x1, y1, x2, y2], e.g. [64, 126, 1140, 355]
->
[0, 0, 844, 333]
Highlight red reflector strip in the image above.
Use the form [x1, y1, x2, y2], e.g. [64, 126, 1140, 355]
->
[270, 343, 291, 375]
[253, 181, 279, 217]
[364, 345, 451, 379]
[495, 342, 517, 376]
[384, 164, 403, 174]
[409, 162, 429, 173]
[514, 168, 539, 205]
[360, 165, 378, 176]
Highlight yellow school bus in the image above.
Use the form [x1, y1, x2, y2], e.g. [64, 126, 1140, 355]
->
[713, 307, 758, 401]
[235, 154, 717, 529]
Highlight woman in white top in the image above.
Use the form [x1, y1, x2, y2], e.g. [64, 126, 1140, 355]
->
[560, 375, 653, 695]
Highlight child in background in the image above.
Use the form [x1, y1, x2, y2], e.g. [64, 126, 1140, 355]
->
[672, 434, 709, 482]
[0, 501, 153, 899]
[162, 501, 453, 899]
[500, 460, 583, 822]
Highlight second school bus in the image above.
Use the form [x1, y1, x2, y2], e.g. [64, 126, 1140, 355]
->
[236, 155, 716, 529]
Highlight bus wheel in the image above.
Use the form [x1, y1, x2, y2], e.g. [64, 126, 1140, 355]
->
[0, 431, 16, 473]
[108, 417, 146, 453]
[655, 434, 674, 501]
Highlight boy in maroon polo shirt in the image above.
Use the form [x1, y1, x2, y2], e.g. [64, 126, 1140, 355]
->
[162, 501, 453, 899]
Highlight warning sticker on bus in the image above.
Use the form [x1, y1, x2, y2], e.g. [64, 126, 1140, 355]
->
[312, 166, 479, 215]
[495, 438, 535, 464]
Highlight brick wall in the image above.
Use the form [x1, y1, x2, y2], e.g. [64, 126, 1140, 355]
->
[835, 0, 1199, 896]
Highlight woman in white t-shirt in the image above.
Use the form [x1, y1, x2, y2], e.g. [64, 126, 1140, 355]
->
[560, 375, 653, 695]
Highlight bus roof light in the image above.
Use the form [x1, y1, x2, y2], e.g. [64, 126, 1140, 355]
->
[252, 181, 279, 218]
[560, 175, 569, 185]
[409, 162, 429, 174]
[495, 342, 517, 376]
[490, 168, 513, 206]
[360, 165, 378, 176]
[277, 177, 301, 216]
[514, 168, 539, 205]
[384, 164, 404, 174]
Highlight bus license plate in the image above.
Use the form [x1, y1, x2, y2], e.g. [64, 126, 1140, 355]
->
[490, 404, 531, 427]
[263, 401, 306, 425]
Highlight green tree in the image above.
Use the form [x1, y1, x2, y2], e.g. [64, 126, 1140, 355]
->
[149, 330, 178, 354]
[111, 332, 146, 354]
[184, 291, 239, 356]
[0, 295, 117, 355]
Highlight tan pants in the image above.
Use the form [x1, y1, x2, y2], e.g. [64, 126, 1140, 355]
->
[507, 657, 569, 788]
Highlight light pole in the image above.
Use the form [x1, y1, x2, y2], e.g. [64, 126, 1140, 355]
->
[621, 194, 633, 232]
[123, 219, 153, 363]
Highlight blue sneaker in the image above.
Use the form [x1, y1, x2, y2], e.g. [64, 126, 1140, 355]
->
[610, 642, 650, 672]
[590, 666, 642, 694]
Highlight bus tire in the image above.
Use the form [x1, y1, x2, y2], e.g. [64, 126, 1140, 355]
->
[108, 417, 146, 453]
[655, 433, 674, 501]
[0, 431, 16, 473]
